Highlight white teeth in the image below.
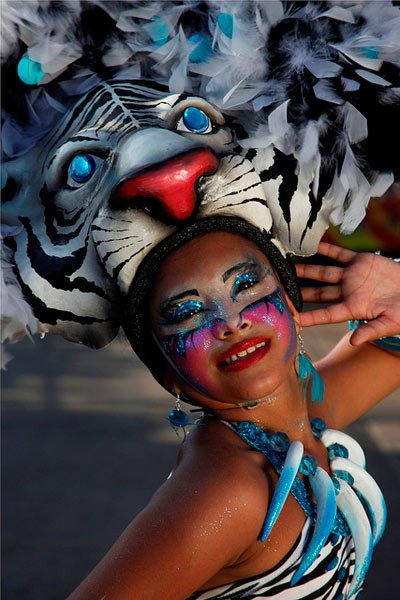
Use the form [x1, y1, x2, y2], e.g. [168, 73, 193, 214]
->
[222, 341, 268, 365]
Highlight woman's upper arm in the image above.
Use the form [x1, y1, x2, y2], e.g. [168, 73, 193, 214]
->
[67, 451, 266, 600]
[313, 332, 400, 428]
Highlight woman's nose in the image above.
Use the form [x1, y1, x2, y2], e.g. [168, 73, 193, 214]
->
[211, 314, 252, 340]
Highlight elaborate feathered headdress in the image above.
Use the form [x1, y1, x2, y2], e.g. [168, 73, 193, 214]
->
[1, 0, 400, 361]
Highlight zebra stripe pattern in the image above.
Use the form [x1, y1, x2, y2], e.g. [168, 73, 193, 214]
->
[188, 519, 358, 599]
[3, 79, 315, 348]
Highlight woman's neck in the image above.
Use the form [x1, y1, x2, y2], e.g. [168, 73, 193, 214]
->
[209, 368, 316, 445]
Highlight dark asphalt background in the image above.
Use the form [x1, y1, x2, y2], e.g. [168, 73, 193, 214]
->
[2, 324, 399, 599]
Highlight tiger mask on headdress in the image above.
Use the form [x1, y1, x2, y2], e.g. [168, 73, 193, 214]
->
[2, 1, 399, 354]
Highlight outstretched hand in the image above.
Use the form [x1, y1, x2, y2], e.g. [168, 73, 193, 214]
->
[295, 242, 400, 346]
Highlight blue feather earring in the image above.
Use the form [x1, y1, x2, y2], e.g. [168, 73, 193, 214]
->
[297, 332, 324, 406]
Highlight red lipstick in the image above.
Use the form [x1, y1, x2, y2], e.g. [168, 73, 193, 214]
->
[217, 337, 271, 372]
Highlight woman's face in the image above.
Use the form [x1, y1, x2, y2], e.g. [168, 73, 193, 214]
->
[149, 232, 298, 406]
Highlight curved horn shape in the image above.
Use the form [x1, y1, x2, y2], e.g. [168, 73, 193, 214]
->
[335, 478, 373, 598]
[291, 467, 337, 585]
[331, 457, 387, 546]
[320, 429, 366, 468]
[261, 441, 303, 542]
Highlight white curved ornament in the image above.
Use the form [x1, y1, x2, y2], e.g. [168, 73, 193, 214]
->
[335, 478, 373, 598]
[320, 429, 366, 468]
[331, 457, 387, 546]
[291, 466, 337, 585]
[261, 441, 303, 542]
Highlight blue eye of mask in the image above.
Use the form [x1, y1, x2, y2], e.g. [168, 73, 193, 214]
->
[162, 300, 206, 325]
[68, 154, 96, 184]
[182, 107, 211, 134]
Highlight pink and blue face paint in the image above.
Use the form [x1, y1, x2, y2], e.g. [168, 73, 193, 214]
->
[154, 259, 298, 396]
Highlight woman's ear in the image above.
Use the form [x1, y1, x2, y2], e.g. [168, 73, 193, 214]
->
[284, 292, 301, 335]
[162, 365, 181, 397]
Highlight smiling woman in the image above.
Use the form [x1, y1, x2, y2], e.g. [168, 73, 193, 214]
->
[148, 232, 298, 407]
[64, 223, 397, 600]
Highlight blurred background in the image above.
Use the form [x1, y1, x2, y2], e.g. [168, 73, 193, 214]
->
[2, 187, 400, 599]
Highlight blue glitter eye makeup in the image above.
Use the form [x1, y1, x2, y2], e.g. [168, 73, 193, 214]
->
[180, 106, 211, 134]
[68, 154, 96, 184]
[161, 299, 207, 325]
[231, 271, 259, 300]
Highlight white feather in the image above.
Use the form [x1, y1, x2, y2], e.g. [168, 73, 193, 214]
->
[343, 102, 368, 144]
[1, 232, 39, 367]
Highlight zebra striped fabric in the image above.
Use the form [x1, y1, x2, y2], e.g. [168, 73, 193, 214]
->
[188, 519, 357, 599]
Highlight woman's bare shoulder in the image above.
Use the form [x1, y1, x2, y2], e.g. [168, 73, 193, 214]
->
[68, 419, 270, 600]
[161, 417, 270, 526]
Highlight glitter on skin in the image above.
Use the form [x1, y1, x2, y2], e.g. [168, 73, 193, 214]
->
[159, 287, 296, 397]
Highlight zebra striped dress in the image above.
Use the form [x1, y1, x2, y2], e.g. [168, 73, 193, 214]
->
[188, 518, 357, 599]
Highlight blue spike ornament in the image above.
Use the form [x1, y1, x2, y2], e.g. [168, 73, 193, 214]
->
[335, 478, 374, 598]
[261, 441, 304, 542]
[226, 417, 385, 593]
[291, 466, 337, 585]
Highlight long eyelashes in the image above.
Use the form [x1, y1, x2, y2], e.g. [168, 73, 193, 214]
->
[231, 271, 259, 301]
[161, 299, 207, 325]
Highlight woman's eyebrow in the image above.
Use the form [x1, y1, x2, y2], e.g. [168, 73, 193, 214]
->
[222, 262, 258, 283]
[162, 289, 200, 306]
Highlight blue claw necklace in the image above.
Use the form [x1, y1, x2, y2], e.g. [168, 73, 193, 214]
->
[218, 417, 386, 598]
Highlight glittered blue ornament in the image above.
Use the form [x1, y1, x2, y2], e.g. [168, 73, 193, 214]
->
[168, 398, 190, 439]
[182, 107, 210, 134]
[68, 155, 96, 184]
[17, 55, 45, 86]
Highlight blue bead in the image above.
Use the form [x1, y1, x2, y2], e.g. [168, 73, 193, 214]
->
[188, 33, 213, 63]
[332, 477, 341, 495]
[147, 16, 169, 46]
[17, 55, 45, 85]
[68, 155, 96, 184]
[271, 432, 290, 452]
[217, 13, 234, 38]
[335, 469, 355, 486]
[168, 409, 190, 428]
[310, 417, 327, 437]
[338, 566, 347, 582]
[328, 443, 349, 460]
[182, 107, 210, 134]
[299, 454, 317, 476]
[326, 556, 339, 571]
[361, 46, 380, 59]
[331, 533, 340, 545]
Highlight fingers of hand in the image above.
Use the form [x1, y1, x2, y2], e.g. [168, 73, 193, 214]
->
[295, 263, 344, 283]
[299, 303, 351, 328]
[317, 242, 356, 264]
[301, 285, 342, 303]
[350, 315, 400, 346]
